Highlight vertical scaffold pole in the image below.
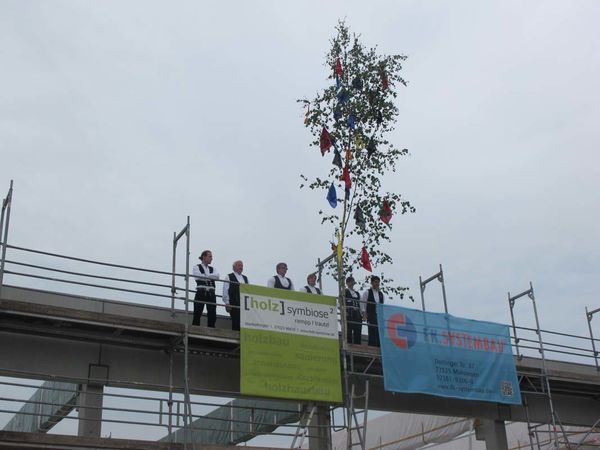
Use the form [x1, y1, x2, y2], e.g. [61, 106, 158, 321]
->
[172, 217, 192, 449]
[315, 253, 335, 297]
[0, 180, 14, 298]
[315, 251, 343, 344]
[419, 264, 448, 313]
[167, 351, 174, 442]
[183, 216, 192, 449]
[419, 275, 425, 311]
[508, 282, 563, 449]
[528, 283, 560, 448]
[346, 384, 354, 449]
[586, 307, 600, 371]
[439, 264, 448, 314]
[508, 292, 521, 359]
[317, 258, 322, 292]
[171, 231, 177, 317]
[360, 380, 369, 450]
[318, 250, 353, 450]
[522, 397, 536, 450]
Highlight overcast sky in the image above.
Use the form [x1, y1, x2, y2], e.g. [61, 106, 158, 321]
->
[1, 0, 599, 343]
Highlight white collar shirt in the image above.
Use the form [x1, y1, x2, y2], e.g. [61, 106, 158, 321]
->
[222, 272, 247, 305]
[267, 274, 293, 290]
[303, 285, 320, 294]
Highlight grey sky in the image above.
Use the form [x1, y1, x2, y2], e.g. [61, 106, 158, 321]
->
[1, 0, 599, 342]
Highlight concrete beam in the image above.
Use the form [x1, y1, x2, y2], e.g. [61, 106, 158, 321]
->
[78, 384, 104, 438]
[3, 331, 600, 427]
[3, 286, 600, 428]
[308, 405, 332, 450]
[0, 331, 240, 395]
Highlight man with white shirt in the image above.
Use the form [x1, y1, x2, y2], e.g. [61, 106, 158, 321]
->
[192, 250, 220, 327]
[267, 262, 294, 290]
[222, 260, 248, 331]
[302, 273, 322, 294]
[361, 275, 383, 347]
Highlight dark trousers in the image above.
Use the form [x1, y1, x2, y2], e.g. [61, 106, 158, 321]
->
[230, 303, 240, 331]
[347, 316, 362, 345]
[367, 313, 379, 347]
[193, 289, 216, 327]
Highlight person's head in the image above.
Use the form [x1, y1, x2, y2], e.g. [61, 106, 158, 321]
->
[346, 276, 355, 289]
[276, 262, 288, 277]
[307, 273, 317, 286]
[200, 250, 213, 265]
[370, 275, 380, 290]
[232, 260, 243, 274]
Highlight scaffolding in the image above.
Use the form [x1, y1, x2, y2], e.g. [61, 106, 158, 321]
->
[0, 181, 340, 449]
[508, 282, 571, 449]
[345, 380, 369, 450]
[0, 179, 13, 299]
[586, 306, 600, 372]
[170, 217, 191, 448]
[3, 180, 600, 450]
[315, 249, 371, 450]
[419, 264, 448, 313]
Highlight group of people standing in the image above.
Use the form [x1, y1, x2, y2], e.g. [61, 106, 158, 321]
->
[344, 275, 383, 347]
[192, 250, 384, 346]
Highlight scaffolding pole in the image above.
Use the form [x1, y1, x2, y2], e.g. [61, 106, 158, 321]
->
[336, 260, 354, 450]
[522, 397, 536, 450]
[346, 380, 369, 450]
[319, 249, 368, 450]
[419, 264, 448, 313]
[172, 217, 192, 449]
[316, 252, 335, 293]
[167, 351, 174, 442]
[508, 282, 566, 449]
[586, 306, 600, 372]
[0, 180, 14, 298]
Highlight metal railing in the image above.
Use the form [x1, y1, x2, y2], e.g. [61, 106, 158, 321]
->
[2, 239, 598, 367]
[0, 378, 334, 444]
[3, 181, 600, 449]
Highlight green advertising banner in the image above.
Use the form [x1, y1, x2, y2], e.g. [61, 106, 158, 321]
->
[240, 284, 342, 403]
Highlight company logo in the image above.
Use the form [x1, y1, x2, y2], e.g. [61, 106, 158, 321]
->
[243, 295, 332, 320]
[387, 313, 417, 349]
[244, 296, 285, 315]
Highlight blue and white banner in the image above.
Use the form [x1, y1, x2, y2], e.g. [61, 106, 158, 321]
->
[377, 304, 521, 404]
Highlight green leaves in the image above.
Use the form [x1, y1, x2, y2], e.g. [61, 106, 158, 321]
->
[298, 20, 416, 298]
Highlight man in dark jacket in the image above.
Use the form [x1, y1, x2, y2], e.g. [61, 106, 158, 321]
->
[192, 250, 220, 327]
[267, 262, 294, 290]
[345, 276, 362, 344]
[361, 275, 383, 346]
[222, 260, 248, 331]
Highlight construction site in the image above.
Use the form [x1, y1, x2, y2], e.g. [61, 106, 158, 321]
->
[1, 181, 600, 450]
[3, 2, 600, 449]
